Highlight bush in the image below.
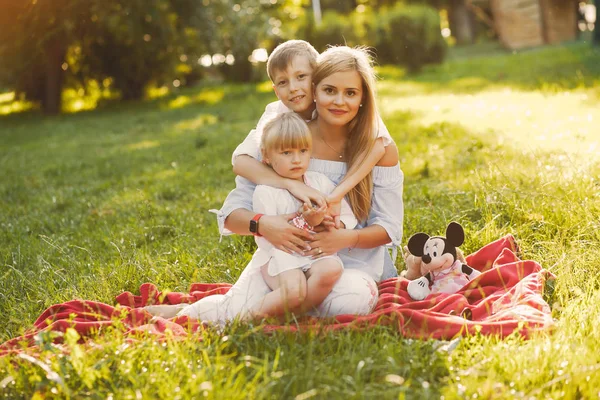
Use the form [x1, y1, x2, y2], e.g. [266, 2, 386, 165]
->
[374, 4, 447, 72]
[307, 11, 360, 53]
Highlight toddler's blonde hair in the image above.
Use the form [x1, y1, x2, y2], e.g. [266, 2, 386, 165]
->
[267, 40, 319, 83]
[261, 112, 312, 156]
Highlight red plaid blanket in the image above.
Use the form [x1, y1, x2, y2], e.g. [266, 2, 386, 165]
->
[0, 235, 554, 356]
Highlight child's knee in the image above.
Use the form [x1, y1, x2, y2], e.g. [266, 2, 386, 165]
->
[285, 282, 307, 309]
[280, 274, 307, 308]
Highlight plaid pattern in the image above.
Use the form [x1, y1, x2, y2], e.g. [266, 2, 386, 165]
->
[0, 235, 555, 356]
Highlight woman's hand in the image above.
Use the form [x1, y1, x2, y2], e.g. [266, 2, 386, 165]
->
[285, 179, 327, 208]
[306, 228, 355, 258]
[260, 214, 313, 255]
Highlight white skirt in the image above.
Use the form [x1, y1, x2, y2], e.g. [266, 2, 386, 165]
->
[266, 251, 343, 276]
[177, 264, 378, 321]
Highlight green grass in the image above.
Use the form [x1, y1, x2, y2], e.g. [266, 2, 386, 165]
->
[1, 41, 600, 398]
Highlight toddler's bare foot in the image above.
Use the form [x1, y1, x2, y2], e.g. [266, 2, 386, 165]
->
[143, 304, 187, 318]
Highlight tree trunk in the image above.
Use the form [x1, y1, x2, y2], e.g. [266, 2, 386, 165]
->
[43, 36, 67, 114]
[449, 0, 475, 45]
[595, 0, 600, 46]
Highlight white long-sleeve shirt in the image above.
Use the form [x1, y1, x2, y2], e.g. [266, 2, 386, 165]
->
[231, 100, 393, 164]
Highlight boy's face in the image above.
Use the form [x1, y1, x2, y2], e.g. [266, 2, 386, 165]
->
[264, 147, 311, 181]
[272, 55, 315, 118]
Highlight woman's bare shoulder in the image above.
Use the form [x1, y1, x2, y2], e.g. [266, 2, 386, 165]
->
[376, 141, 399, 167]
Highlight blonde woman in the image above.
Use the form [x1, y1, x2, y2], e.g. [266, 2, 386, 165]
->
[176, 46, 403, 322]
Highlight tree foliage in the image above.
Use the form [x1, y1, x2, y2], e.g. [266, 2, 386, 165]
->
[0, 0, 275, 113]
[0, 0, 87, 113]
[376, 4, 447, 72]
[206, 0, 276, 82]
[0, 0, 448, 113]
[594, 0, 600, 46]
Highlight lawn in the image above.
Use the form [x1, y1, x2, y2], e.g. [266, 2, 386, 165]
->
[1, 42, 599, 399]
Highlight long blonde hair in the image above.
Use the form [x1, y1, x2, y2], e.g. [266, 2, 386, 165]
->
[313, 46, 379, 222]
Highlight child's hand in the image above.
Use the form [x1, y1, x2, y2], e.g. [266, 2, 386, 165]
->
[326, 196, 342, 229]
[286, 180, 327, 208]
[302, 203, 327, 228]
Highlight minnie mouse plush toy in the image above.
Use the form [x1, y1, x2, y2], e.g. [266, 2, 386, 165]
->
[406, 222, 481, 301]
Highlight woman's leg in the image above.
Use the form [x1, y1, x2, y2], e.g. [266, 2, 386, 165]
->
[176, 294, 229, 322]
[178, 260, 271, 322]
[380, 251, 399, 280]
[308, 269, 379, 317]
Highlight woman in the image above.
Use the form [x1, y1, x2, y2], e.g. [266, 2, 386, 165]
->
[168, 47, 404, 321]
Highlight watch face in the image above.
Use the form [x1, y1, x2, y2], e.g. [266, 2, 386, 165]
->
[249, 219, 258, 233]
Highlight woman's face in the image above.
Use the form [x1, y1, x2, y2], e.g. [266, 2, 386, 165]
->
[314, 70, 363, 128]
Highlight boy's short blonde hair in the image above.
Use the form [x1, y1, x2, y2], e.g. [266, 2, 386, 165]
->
[266, 40, 319, 82]
[261, 112, 312, 154]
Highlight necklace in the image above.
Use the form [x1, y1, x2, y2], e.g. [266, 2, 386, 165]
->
[317, 126, 344, 159]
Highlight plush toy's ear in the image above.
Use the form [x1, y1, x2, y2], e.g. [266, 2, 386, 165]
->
[446, 222, 464, 247]
[407, 233, 429, 257]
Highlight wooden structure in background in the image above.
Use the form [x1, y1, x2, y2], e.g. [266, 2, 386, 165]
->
[489, 0, 578, 49]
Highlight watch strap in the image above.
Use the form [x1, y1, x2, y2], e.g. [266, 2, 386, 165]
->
[250, 213, 264, 236]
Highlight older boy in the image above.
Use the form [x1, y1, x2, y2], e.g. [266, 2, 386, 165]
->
[220, 40, 326, 251]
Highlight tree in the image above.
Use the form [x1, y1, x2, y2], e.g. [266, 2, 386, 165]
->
[82, 1, 200, 100]
[448, 0, 475, 45]
[0, 0, 213, 113]
[0, 1, 83, 114]
[595, 0, 600, 46]
[204, 0, 278, 82]
[319, 0, 357, 14]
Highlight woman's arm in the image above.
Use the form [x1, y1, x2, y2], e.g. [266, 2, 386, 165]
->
[327, 138, 385, 205]
[307, 224, 391, 257]
[233, 155, 326, 207]
[225, 208, 313, 253]
[215, 174, 313, 253]
[308, 145, 403, 257]
[327, 138, 400, 227]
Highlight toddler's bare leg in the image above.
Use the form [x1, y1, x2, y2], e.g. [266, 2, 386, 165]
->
[246, 267, 307, 320]
[261, 261, 279, 291]
[301, 258, 343, 313]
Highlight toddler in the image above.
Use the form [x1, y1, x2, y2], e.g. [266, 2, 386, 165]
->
[245, 112, 357, 319]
